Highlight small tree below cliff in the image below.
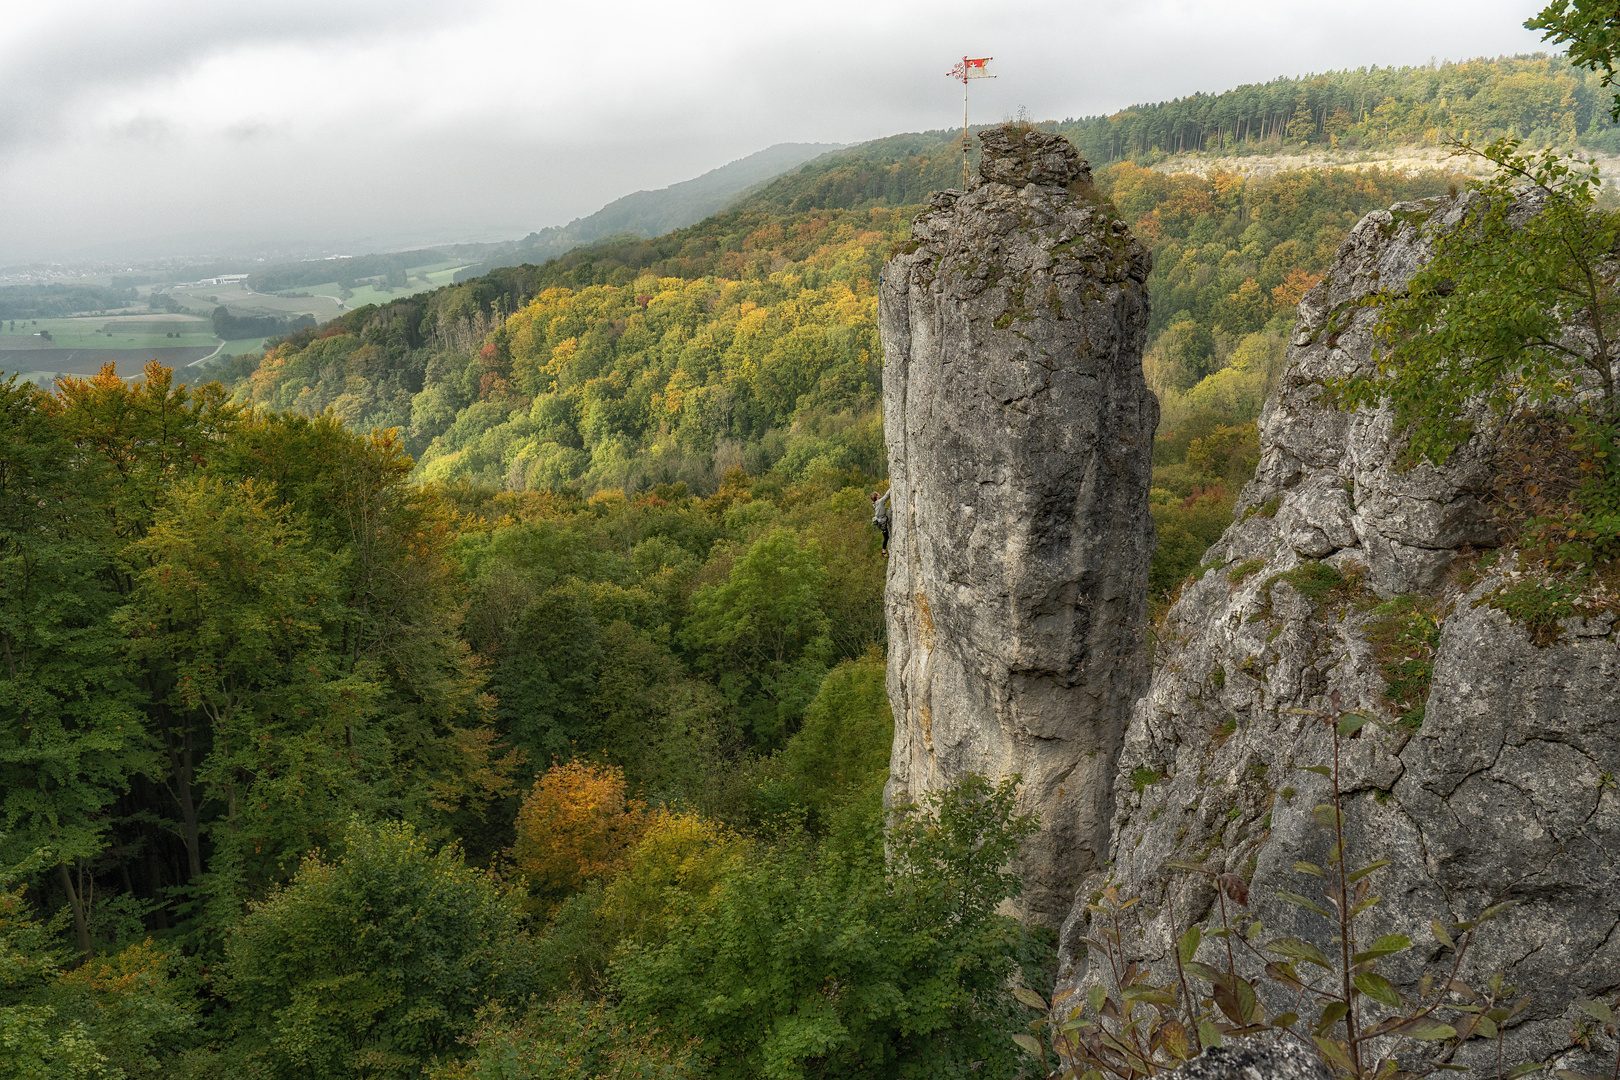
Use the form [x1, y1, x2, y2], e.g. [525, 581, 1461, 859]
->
[224, 820, 531, 1080]
[613, 775, 1045, 1080]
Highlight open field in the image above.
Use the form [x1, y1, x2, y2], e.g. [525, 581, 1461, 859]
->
[0, 256, 474, 377]
[417, 262, 468, 287]
[162, 280, 332, 318]
[0, 314, 217, 351]
[0, 345, 219, 384]
[1152, 145, 1620, 185]
[338, 263, 469, 309]
[159, 259, 468, 320]
[0, 312, 226, 382]
[216, 336, 270, 357]
[2, 313, 270, 367]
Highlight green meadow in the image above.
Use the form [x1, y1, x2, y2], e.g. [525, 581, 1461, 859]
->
[161, 259, 469, 320]
[0, 314, 218, 350]
[0, 258, 465, 371]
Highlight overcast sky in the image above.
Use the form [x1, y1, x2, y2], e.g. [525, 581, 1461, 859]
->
[0, 0, 1551, 266]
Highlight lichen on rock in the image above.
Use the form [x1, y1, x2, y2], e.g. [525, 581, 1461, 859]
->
[878, 126, 1157, 927]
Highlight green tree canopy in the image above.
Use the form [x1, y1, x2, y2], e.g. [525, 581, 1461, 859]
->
[0, 376, 150, 956]
[1343, 138, 1620, 468]
[1529, 0, 1620, 119]
[120, 476, 391, 910]
[775, 652, 894, 832]
[683, 527, 832, 748]
[613, 775, 1043, 1080]
[224, 819, 531, 1080]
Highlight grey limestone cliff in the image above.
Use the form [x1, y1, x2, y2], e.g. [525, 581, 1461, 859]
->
[878, 128, 1158, 926]
[1055, 194, 1620, 1075]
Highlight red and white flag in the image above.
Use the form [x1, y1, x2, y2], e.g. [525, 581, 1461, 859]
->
[948, 57, 993, 82]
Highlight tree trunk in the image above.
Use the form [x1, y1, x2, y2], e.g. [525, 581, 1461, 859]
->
[117, 850, 135, 899]
[144, 827, 169, 930]
[58, 862, 91, 958]
[166, 726, 203, 881]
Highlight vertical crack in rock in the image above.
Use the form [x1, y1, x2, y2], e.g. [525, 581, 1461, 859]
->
[878, 127, 1157, 927]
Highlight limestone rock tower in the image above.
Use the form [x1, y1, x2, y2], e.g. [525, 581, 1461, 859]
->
[878, 127, 1157, 925]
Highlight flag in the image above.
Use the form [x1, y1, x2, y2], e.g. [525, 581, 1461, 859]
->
[948, 57, 994, 82]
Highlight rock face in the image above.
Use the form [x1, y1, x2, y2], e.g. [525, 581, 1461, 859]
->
[1168, 1042, 1331, 1080]
[1054, 195, 1620, 1074]
[878, 128, 1157, 926]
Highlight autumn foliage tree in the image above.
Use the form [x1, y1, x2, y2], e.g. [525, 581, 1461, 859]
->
[513, 761, 647, 903]
[597, 809, 747, 949]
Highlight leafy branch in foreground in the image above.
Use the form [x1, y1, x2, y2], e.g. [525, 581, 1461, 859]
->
[1014, 695, 1533, 1080]
[1337, 137, 1620, 471]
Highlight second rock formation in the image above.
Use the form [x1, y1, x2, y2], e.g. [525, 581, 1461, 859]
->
[878, 128, 1157, 925]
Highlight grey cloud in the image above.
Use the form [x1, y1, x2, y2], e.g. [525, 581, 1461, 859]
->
[112, 115, 177, 144]
[0, 0, 1561, 266]
[0, 0, 478, 151]
[223, 119, 286, 142]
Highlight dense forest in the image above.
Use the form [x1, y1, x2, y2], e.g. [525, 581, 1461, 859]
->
[2, 361, 1043, 1078]
[1059, 53, 1620, 160]
[211, 308, 317, 341]
[6, 46, 1615, 1080]
[0, 283, 140, 320]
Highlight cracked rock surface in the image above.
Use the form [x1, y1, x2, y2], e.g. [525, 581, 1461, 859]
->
[878, 127, 1157, 927]
[1168, 1041, 1331, 1080]
[1054, 195, 1620, 1075]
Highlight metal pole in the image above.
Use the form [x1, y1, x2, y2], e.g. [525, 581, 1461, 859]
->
[962, 63, 970, 188]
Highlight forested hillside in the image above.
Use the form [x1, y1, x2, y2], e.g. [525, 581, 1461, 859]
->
[454, 141, 845, 280]
[4, 361, 1038, 1079]
[8, 45, 1615, 1080]
[1061, 53, 1620, 160]
[226, 54, 1601, 499]
[719, 53, 1620, 215]
[220, 155, 1457, 604]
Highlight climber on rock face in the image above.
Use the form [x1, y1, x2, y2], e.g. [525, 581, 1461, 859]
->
[871, 490, 890, 557]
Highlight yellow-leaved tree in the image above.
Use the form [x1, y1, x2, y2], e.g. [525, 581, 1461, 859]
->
[598, 810, 747, 949]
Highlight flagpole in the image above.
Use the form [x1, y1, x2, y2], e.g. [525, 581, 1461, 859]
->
[947, 56, 994, 190]
[962, 72, 970, 188]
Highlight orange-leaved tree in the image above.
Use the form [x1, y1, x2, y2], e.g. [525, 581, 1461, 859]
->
[513, 760, 646, 904]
